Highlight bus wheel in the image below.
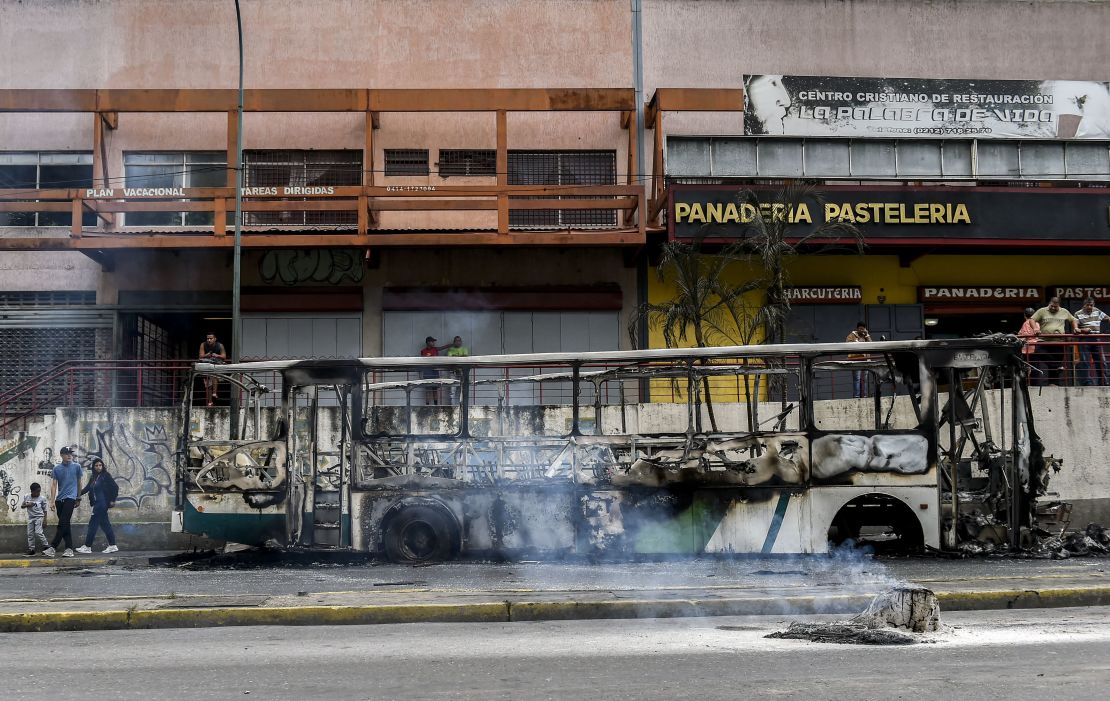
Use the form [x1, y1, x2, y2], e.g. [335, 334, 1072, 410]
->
[383, 505, 459, 563]
[827, 494, 925, 555]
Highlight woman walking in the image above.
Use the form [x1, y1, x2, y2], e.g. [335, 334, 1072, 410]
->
[75, 459, 119, 554]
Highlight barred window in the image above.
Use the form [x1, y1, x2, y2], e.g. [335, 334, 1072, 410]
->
[438, 149, 496, 177]
[244, 150, 362, 225]
[0, 291, 95, 307]
[384, 149, 430, 176]
[0, 152, 95, 227]
[508, 150, 617, 229]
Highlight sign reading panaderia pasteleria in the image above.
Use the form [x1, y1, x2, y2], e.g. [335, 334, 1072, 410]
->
[743, 75, 1110, 139]
[1051, 286, 1110, 301]
[919, 287, 1042, 303]
[668, 184, 1110, 242]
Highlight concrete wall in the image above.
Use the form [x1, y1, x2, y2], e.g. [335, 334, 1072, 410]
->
[2, 386, 1107, 547]
[6, 0, 1110, 281]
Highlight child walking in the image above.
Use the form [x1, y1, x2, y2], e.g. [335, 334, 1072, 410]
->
[21, 482, 49, 556]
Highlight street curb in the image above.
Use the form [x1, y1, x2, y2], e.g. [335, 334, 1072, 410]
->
[0, 557, 114, 569]
[2, 586, 1109, 633]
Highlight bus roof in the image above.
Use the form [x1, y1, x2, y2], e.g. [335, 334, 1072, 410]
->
[197, 334, 1023, 374]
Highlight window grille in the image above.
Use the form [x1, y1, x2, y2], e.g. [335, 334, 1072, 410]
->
[384, 149, 430, 176]
[244, 150, 361, 225]
[508, 150, 617, 229]
[123, 151, 227, 226]
[0, 328, 100, 405]
[667, 136, 1110, 181]
[0, 152, 95, 227]
[438, 149, 496, 177]
[0, 291, 95, 307]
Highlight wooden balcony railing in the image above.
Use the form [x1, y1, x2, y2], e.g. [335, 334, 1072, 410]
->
[0, 86, 744, 249]
[0, 184, 646, 248]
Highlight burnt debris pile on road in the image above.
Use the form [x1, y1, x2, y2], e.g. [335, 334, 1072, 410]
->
[766, 586, 940, 646]
[1034, 523, 1110, 558]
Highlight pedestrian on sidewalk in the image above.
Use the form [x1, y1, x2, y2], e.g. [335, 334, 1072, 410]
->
[76, 459, 119, 554]
[20, 482, 49, 556]
[43, 446, 83, 558]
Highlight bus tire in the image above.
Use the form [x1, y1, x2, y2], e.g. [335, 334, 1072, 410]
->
[383, 505, 459, 563]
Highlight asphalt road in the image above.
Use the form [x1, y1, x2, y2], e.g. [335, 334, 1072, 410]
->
[0, 553, 1105, 599]
[2, 607, 1108, 700]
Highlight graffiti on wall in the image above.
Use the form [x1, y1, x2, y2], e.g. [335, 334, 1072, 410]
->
[259, 249, 364, 286]
[73, 422, 174, 509]
[0, 435, 39, 511]
[26, 422, 174, 511]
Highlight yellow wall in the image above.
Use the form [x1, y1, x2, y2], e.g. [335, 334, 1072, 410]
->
[648, 252, 1110, 343]
[645, 252, 1109, 402]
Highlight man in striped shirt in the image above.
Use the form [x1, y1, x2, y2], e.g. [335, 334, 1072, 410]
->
[1075, 297, 1109, 386]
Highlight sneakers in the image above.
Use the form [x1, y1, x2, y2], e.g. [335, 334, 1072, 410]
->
[103, 545, 119, 554]
[75, 545, 93, 554]
[26, 548, 35, 556]
[42, 546, 56, 557]
[61, 548, 74, 557]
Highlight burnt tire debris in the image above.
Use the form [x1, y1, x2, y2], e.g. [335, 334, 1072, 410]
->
[958, 522, 1110, 559]
[766, 586, 940, 646]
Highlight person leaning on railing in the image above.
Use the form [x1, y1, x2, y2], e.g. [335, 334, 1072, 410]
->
[845, 321, 871, 398]
[198, 332, 227, 407]
[1075, 297, 1110, 386]
[1017, 307, 1042, 382]
[1030, 298, 1077, 386]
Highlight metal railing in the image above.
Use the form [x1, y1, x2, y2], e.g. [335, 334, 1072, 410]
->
[1024, 334, 1110, 387]
[0, 360, 194, 436]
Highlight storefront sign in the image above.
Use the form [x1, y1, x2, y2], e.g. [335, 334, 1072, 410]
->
[83, 185, 339, 198]
[669, 185, 1110, 242]
[785, 287, 862, 303]
[919, 287, 1042, 303]
[1051, 286, 1110, 301]
[744, 75, 1110, 139]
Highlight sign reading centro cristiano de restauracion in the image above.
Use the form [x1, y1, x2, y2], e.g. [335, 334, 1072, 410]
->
[743, 75, 1110, 139]
[668, 185, 1110, 242]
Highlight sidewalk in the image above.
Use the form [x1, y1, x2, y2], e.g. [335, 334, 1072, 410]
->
[1, 554, 1108, 633]
[0, 550, 173, 569]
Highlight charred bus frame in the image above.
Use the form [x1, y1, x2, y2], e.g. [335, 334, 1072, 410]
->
[173, 336, 1052, 560]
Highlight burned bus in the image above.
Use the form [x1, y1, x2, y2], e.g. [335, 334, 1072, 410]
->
[172, 336, 1056, 561]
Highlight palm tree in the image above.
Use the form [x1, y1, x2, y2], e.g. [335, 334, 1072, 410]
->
[629, 237, 754, 431]
[727, 182, 865, 345]
[632, 182, 865, 428]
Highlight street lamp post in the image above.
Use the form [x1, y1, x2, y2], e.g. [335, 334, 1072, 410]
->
[231, 0, 244, 364]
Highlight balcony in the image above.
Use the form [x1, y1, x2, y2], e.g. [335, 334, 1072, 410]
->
[0, 87, 743, 251]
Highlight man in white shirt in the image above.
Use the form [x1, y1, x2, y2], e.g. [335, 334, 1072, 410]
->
[1075, 297, 1110, 386]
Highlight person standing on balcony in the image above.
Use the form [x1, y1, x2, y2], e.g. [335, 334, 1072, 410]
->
[198, 332, 227, 407]
[76, 459, 119, 554]
[445, 336, 469, 403]
[1017, 307, 1043, 384]
[419, 336, 447, 405]
[1031, 298, 1078, 385]
[845, 321, 871, 398]
[43, 447, 82, 558]
[1075, 297, 1110, 386]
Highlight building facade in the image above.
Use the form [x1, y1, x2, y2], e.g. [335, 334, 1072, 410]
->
[1, 0, 1109, 396]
